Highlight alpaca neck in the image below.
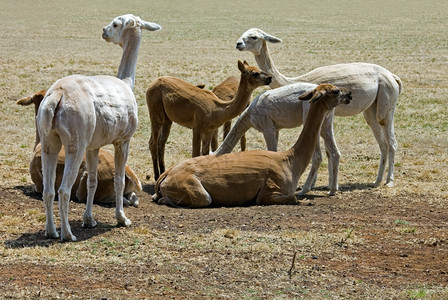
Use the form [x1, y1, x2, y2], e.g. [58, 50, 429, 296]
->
[214, 74, 253, 124]
[254, 41, 293, 88]
[116, 29, 141, 90]
[287, 102, 329, 179]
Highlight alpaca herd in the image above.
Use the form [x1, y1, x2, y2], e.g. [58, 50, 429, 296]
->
[16, 14, 402, 241]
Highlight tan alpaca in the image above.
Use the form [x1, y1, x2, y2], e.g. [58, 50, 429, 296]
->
[17, 90, 142, 207]
[152, 84, 352, 208]
[209, 76, 240, 151]
[146, 60, 272, 180]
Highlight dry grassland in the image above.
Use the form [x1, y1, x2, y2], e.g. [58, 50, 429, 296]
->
[1, 0, 447, 299]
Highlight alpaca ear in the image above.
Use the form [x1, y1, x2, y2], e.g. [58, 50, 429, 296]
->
[298, 89, 323, 103]
[141, 21, 162, 31]
[16, 90, 46, 106]
[238, 60, 245, 72]
[298, 90, 314, 101]
[263, 33, 282, 44]
[125, 18, 137, 28]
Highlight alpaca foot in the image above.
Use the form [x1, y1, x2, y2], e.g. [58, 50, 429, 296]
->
[60, 230, 77, 242]
[297, 187, 310, 196]
[82, 216, 97, 228]
[116, 212, 132, 227]
[45, 229, 59, 239]
[151, 193, 159, 202]
[386, 180, 394, 188]
[128, 192, 139, 207]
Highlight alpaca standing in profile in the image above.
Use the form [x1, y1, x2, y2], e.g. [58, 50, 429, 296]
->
[146, 60, 271, 180]
[236, 28, 402, 194]
[37, 14, 160, 241]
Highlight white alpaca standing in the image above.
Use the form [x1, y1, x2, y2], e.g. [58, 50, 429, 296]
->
[235, 28, 403, 193]
[37, 14, 161, 241]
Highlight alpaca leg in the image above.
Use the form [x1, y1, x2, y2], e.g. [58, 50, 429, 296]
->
[211, 129, 219, 152]
[376, 86, 399, 187]
[262, 126, 279, 151]
[158, 120, 172, 176]
[114, 141, 131, 227]
[383, 114, 397, 187]
[58, 147, 86, 242]
[215, 111, 251, 155]
[149, 125, 161, 180]
[256, 181, 297, 206]
[363, 106, 388, 187]
[41, 142, 61, 239]
[192, 128, 201, 157]
[201, 131, 215, 155]
[82, 149, 99, 228]
[299, 141, 322, 196]
[159, 174, 212, 208]
[321, 113, 340, 195]
[240, 134, 247, 151]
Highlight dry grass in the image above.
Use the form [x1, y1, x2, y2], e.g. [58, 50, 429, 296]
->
[1, 0, 448, 299]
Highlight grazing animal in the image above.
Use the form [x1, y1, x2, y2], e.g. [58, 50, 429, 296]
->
[236, 28, 402, 193]
[152, 84, 352, 208]
[146, 60, 272, 180]
[36, 14, 161, 241]
[17, 90, 142, 206]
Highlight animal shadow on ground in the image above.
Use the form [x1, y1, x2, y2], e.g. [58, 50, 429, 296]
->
[5, 221, 114, 248]
[296, 182, 374, 200]
[8, 185, 115, 247]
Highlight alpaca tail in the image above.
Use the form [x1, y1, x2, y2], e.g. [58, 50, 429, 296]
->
[36, 87, 64, 139]
[125, 165, 142, 192]
[152, 167, 171, 202]
[393, 74, 403, 95]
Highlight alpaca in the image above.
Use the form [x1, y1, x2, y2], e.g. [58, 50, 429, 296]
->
[36, 14, 161, 241]
[208, 76, 245, 152]
[152, 84, 352, 207]
[146, 60, 271, 180]
[16, 90, 142, 206]
[214, 82, 334, 191]
[236, 28, 403, 193]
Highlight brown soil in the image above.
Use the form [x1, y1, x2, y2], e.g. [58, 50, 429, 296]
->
[1, 184, 447, 299]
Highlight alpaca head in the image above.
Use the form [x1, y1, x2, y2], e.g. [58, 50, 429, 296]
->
[298, 84, 352, 110]
[237, 60, 272, 88]
[236, 28, 282, 55]
[102, 14, 161, 46]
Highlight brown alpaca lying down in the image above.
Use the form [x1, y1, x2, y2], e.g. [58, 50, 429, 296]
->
[152, 84, 352, 208]
[17, 90, 142, 206]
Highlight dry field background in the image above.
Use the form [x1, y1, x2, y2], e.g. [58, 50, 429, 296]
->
[1, 0, 447, 299]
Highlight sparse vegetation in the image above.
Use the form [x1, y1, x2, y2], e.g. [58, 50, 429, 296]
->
[1, 0, 447, 299]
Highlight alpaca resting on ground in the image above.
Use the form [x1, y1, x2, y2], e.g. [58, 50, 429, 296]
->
[236, 28, 403, 194]
[152, 84, 352, 208]
[146, 60, 272, 180]
[37, 14, 161, 241]
[17, 90, 142, 206]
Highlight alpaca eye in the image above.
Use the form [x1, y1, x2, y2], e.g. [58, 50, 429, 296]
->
[250, 36, 258, 40]
[333, 90, 339, 94]
[113, 23, 118, 28]
[253, 73, 260, 77]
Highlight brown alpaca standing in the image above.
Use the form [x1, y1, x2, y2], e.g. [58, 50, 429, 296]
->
[152, 84, 352, 208]
[146, 60, 271, 180]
